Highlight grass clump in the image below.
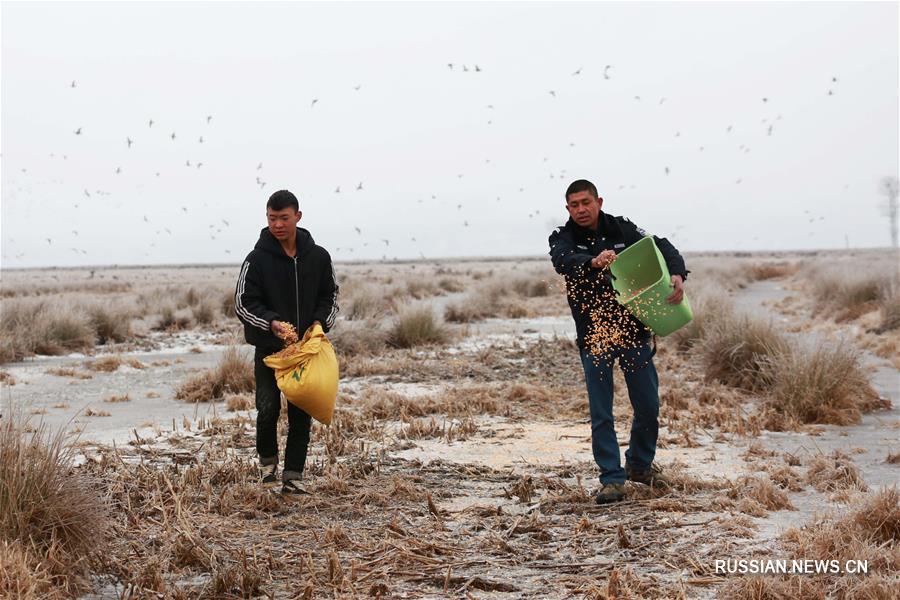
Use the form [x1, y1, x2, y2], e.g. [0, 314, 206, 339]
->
[699, 313, 790, 392]
[175, 347, 254, 402]
[387, 306, 449, 348]
[0, 414, 110, 596]
[759, 341, 888, 428]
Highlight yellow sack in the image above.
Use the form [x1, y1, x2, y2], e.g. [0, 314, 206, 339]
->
[263, 324, 339, 425]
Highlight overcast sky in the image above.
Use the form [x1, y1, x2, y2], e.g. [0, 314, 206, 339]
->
[2, 1, 898, 268]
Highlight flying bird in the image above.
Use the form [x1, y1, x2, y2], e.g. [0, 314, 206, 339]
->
[353, 84, 361, 91]
[257, 162, 263, 170]
[474, 64, 481, 72]
[354, 227, 361, 234]
[115, 166, 122, 174]
[206, 115, 213, 124]
[170, 132, 176, 140]
[198, 136, 204, 143]
[603, 65, 611, 79]
[549, 90, 556, 97]
[148, 119, 154, 128]
[572, 67, 582, 76]
[665, 167, 670, 176]
[447, 63, 454, 70]
[334, 186, 340, 193]
[311, 99, 318, 108]
[356, 182, 363, 191]
[70, 80, 76, 88]
[126, 137, 133, 148]
[74, 127, 82, 135]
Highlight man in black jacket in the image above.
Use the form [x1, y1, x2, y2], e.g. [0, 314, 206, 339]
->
[234, 189, 338, 494]
[549, 179, 687, 505]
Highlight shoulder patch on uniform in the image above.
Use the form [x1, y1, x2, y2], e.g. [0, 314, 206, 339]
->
[636, 227, 647, 236]
[576, 245, 588, 250]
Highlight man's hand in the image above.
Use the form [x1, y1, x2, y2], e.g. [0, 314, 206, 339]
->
[666, 275, 685, 304]
[270, 320, 297, 342]
[591, 250, 617, 270]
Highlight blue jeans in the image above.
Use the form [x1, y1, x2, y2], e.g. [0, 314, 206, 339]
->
[580, 342, 659, 484]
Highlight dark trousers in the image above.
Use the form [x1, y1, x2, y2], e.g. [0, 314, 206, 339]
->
[254, 347, 312, 481]
[580, 342, 659, 485]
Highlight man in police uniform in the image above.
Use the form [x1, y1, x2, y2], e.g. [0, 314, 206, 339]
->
[549, 179, 688, 504]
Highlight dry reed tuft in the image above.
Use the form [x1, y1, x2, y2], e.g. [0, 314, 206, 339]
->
[771, 487, 900, 595]
[728, 476, 795, 512]
[0, 413, 111, 596]
[225, 393, 254, 412]
[718, 575, 826, 600]
[46, 367, 93, 380]
[104, 393, 131, 403]
[175, 347, 254, 402]
[329, 319, 389, 357]
[804, 451, 869, 493]
[759, 341, 887, 428]
[700, 313, 789, 391]
[387, 306, 450, 348]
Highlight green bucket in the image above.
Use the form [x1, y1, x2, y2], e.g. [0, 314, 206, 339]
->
[608, 236, 692, 337]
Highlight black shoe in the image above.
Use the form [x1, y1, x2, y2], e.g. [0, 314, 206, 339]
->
[260, 463, 277, 486]
[626, 463, 670, 488]
[595, 482, 626, 505]
[281, 479, 309, 495]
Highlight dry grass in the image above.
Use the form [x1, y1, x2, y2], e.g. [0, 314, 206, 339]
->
[719, 576, 825, 600]
[670, 288, 735, 351]
[225, 393, 253, 412]
[84, 355, 146, 372]
[721, 488, 900, 597]
[0, 301, 96, 362]
[45, 367, 93, 380]
[85, 303, 134, 345]
[84, 408, 111, 417]
[0, 371, 15, 386]
[175, 347, 254, 402]
[747, 261, 798, 281]
[804, 451, 869, 493]
[759, 341, 888, 428]
[387, 305, 450, 348]
[0, 413, 111, 596]
[700, 313, 790, 392]
[343, 285, 390, 321]
[329, 319, 389, 357]
[728, 476, 795, 514]
[104, 393, 131, 403]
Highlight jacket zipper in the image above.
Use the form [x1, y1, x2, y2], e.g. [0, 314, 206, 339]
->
[293, 256, 300, 331]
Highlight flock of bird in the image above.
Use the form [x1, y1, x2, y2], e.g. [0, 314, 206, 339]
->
[2, 63, 845, 264]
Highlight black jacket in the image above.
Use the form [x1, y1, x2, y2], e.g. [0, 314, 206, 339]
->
[235, 227, 339, 350]
[548, 213, 687, 353]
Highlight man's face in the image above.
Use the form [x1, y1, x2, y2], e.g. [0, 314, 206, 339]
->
[565, 191, 603, 229]
[267, 207, 301, 241]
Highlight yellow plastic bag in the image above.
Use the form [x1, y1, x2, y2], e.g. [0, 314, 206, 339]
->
[263, 323, 338, 425]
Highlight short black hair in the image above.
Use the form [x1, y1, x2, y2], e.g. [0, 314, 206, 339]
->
[565, 179, 599, 201]
[267, 190, 299, 212]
